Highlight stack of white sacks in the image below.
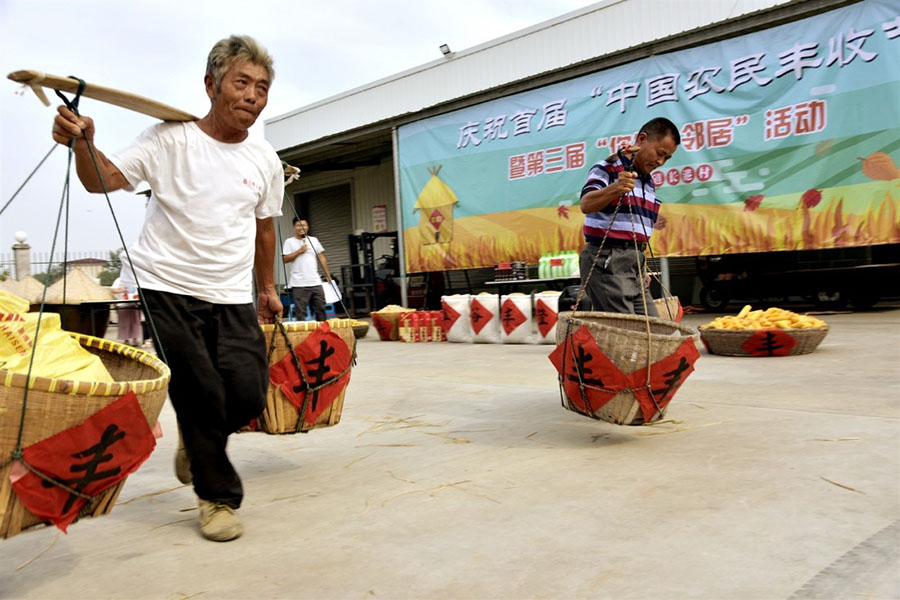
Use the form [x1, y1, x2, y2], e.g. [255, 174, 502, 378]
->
[441, 291, 562, 345]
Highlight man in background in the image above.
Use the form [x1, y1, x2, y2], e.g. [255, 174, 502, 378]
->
[283, 217, 334, 321]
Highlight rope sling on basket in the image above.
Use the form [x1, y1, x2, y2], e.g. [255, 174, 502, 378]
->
[246, 318, 357, 435]
[550, 148, 700, 425]
[0, 80, 171, 539]
[240, 161, 359, 435]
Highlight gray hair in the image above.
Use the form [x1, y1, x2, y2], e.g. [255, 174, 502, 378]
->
[206, 35, 275, 91]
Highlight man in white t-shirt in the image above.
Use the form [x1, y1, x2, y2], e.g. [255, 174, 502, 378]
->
[52, 35, 283, 542]
[283, 218, 333, 321]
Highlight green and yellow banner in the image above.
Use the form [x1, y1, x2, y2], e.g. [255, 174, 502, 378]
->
[397, 0, 900, 272]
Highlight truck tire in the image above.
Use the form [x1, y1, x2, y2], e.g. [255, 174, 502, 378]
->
[849, 291, 880, 310]
[813, 288, 849, 309]
[700, 286, 729, 311]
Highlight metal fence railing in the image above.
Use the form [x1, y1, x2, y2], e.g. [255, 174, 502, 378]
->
[0, 250, 112, 278]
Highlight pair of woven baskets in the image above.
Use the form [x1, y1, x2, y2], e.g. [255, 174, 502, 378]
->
[699, 325, 829, 356]
[555, 311, 700, 425]
[257, 320, 356, 434]
[0, 335, 170, 539]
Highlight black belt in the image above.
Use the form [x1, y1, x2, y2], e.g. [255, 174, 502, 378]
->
[588, 238, 647, 251]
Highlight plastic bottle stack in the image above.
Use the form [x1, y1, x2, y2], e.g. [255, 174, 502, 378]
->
[569, 250, 580, 278]
[539, 250, 580, 279]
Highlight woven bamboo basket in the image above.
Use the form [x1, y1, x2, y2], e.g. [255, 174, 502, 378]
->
[652, 296, 682, 322]
[555, 311, 700, 425]
[698, 325, 828, 356]
[371, 308, 415, 341]
[352, 322, 370, 339]
[259, 320, 356, 434]
[0, 335, 170, 539]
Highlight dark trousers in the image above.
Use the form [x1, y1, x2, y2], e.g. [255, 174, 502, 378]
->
[142, 289, 267, 508]
[292, 284, 326, 321]
[578, 244, 658, 317]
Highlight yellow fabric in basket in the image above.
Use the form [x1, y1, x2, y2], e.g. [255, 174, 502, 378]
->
[0, 290, 113, 383]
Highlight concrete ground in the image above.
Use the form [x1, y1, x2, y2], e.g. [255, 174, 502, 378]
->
[1, 309, 898, 600]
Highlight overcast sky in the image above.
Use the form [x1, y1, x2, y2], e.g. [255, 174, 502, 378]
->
[0, 0, 596, 264]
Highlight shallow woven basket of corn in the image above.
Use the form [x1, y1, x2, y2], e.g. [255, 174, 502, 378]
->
[0, 335, 170, 539]
[259, 319, 356, 434]
[556, 311, 700, 425]
[698, 325, 829, 356]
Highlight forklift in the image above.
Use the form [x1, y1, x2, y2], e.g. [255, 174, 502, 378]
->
[342, 231, 400, 314]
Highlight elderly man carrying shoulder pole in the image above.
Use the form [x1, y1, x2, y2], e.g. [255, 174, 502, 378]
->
[52, 35, 284, 542]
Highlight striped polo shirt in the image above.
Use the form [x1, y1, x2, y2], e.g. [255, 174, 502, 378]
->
[580, 155, 660, 244]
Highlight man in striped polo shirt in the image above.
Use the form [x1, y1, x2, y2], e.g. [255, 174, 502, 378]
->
[578, 117, 680, 316]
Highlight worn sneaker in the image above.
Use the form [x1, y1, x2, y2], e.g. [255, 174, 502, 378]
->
[198, 500, 243, 542]
[175, 432, 192, 484]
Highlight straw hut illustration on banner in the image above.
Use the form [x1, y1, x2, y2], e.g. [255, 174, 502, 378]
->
[413, 166, 458, 245]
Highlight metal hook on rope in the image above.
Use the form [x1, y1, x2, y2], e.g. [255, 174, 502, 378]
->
[54, 76, 87, 116]
[282, 161, 301, 184]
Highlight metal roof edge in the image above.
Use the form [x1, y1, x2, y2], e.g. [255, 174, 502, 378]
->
[264, 0, 625, 127]
[274, 0, 862, 159]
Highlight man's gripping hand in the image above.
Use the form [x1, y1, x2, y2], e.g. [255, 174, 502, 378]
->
[257, 291, 283, 324]
[615, 144, 640, 195]
[616, 170, 637, 194]
[52, 105, 94, 148]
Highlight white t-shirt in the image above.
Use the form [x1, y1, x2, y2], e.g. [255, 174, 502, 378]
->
[109, 121, 283, 304]
[283, 235, 325, 287]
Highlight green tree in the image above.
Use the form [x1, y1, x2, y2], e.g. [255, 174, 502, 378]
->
[98, 247, 124, 287]
[107, 248, 123, 271]
[33, 264, 66, 286]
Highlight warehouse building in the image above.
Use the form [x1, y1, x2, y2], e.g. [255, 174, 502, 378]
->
[265, 0, 894, 312]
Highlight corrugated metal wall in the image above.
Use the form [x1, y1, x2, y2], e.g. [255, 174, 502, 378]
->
[276, 170, 352, 289]
[266, 0, 789, 151]
[303, 184, 354, 277]
[352, 159, 397, 264]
